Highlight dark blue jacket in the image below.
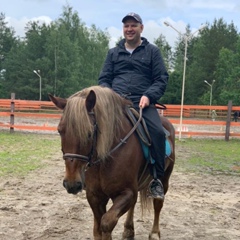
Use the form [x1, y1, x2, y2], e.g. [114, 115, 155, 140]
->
[98, 37, 169, 104]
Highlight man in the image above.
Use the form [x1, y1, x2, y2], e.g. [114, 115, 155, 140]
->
[98, 12, 169, 200]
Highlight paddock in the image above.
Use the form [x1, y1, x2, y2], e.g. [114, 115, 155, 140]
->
[0, 134, 239, 240]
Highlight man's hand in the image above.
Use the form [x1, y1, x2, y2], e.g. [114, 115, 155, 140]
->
[139, 95, 150, 109]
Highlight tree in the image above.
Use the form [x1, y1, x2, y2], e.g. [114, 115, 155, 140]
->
[154, 34, 173, 71]
[214, 38, 240, 105]
[1, 8, 239, 104]
[2, 41, 30, 98]
[161, 71, 182, 104]
[50, 5, 109, 97]
[1, 5, 110, 100]
[0, 13, 18, 98]
[168, 25, 199, 104]
[183, 19, 239, 104]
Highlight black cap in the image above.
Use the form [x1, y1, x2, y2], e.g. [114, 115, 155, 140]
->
[122, 12, 143, 24]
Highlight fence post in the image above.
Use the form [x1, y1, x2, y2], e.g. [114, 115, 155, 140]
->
[10, 93, 15, 133]
[225, 100, 232, 141]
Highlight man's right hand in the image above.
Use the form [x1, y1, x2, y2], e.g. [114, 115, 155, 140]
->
[139, 95, 150, 109]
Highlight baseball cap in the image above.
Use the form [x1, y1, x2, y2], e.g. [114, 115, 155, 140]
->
[122, 12, 143, 24]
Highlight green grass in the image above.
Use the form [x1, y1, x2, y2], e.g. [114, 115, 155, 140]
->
[0, 132, 239, 177]
[0, 132, 60, 177]
[175, 138, 240, 175]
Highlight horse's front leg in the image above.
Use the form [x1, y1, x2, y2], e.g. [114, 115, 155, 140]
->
[101, 189, 137, 240]
[122, 204, 135, 239]
[86, 191, 109, 240]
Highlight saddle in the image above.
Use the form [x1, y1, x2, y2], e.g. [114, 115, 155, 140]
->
[125, 107, 172, 164]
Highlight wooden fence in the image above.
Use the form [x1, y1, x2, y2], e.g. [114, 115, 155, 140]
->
[1, 98, 240, 139]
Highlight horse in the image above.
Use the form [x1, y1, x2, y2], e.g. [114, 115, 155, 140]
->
[49, 86, 175, 240]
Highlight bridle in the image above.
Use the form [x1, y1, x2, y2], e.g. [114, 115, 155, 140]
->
[63, 111, 99, 168]
[62, 107, 143, 169]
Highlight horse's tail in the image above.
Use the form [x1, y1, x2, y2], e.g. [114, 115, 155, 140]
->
[139, 188, 152, 216]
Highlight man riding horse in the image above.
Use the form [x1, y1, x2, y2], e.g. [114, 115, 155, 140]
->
[98, 12, 169, 200]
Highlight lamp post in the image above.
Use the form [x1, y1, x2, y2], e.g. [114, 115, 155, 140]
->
[33, 70, 42, 101]
[204, 79, 215, 106]
[164, 21, 206, 140]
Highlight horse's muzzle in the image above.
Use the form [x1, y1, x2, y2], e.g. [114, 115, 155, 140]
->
[63, 180, 82, 194]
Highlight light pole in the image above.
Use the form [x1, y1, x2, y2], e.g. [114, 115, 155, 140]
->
[164, 21, 206, 140]
[204, 79, 215, 106]
[33, 70, 42, 101]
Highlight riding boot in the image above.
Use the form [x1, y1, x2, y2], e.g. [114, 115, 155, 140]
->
[148, 174, 165, 200]
[132, 103, 166, 199]
[140, 106, 166, 200]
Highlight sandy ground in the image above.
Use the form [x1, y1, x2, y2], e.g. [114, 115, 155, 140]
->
[0, 140, 239, 240]
[0, 115, 239, 239]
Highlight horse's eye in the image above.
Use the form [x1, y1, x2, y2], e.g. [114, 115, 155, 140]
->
[58, 126, 65, 136]
[88, 132, 92, 138]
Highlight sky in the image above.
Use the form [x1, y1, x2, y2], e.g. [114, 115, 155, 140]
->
[1, 0, 240, 48]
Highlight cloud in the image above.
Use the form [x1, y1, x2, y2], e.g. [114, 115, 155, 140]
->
[6, 16, 52, 38]
[4, 0, 239, 49]
[107, 26, 122, 48]
[107, 17, 188, 49]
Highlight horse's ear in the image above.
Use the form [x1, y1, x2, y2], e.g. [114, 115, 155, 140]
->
[48, 93, 67, 110]
[85, 90, 96, 112]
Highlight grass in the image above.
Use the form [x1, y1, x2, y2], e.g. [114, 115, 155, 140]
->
[0, 132, 239, 177]
[175, 138, 240, 175]
[0, 132, 60, 177]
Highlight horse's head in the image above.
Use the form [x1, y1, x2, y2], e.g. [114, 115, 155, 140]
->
[49, 90, 97, 194]
[50, 86, 129, 194]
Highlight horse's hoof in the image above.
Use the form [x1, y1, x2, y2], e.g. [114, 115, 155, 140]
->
[149, 232, 160, 240]
[122, 230, 135, 240]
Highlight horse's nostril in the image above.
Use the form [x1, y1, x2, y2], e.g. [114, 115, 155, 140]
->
[62, 180, 82, 194]
[76, 181, 82, 190]
[63, 180, 67, 188]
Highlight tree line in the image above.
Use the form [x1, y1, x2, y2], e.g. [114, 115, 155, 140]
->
[0, 5, 239, 105]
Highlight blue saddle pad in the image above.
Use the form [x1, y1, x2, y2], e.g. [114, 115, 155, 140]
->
[141, 138, 171, 164]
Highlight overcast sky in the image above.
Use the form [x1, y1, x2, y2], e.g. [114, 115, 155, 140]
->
[1, 0, 240, 48]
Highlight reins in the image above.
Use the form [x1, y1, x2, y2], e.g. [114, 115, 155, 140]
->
[108, 107, 143, 155]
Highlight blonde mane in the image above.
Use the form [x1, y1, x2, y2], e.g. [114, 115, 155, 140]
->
[62, 86, 131, 159]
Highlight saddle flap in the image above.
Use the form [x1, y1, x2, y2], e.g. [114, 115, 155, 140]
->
[126, 107, 172, 161]
[126, 107, 151, 146]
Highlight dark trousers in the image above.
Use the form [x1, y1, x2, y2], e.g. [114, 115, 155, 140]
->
[134, 104, 166, 178]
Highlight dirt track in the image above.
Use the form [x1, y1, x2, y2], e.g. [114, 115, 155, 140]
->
[0, 141, 239, 240]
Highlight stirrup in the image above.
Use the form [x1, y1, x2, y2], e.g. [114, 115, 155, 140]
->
[147, 179, 165, 200]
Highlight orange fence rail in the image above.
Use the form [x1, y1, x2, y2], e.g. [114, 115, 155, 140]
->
[1, 99, 240, 138]
[0, 99, 59, 112]
[157, 104, 240, 118]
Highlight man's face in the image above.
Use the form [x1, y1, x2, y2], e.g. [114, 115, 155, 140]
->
[123, 19, 143, 43]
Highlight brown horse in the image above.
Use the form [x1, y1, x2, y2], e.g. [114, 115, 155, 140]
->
[49, 86, 175, 240]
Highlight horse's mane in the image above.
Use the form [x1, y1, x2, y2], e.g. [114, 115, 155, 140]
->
[62, 86, 132, 159]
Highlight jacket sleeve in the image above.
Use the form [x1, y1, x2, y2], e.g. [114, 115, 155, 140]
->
[143, 46, 169, 103]
[98, 49, 114, 88]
